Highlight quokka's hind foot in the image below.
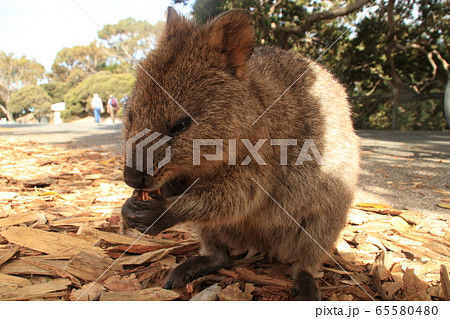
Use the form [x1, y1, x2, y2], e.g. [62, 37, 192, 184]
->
[164, 255, 231, 289]
[291, 270, 321, 301]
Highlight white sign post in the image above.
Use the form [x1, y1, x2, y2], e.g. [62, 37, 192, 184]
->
[50, 102, 65, 124]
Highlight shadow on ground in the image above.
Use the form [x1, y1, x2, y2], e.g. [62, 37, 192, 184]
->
[356, 130, 449, 219]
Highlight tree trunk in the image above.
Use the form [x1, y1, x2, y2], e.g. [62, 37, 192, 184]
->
[0, 104, 14, 122]
[392, 87, 399, 130]
[274, 0, 370, 37]
[386, 0, 402, 131]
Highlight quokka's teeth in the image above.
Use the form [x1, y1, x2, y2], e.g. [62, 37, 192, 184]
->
[134, 189, 161, 201]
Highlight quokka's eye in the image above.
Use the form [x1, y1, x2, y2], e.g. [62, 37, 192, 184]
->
[169, 117, 192, 136]
[127, 109, 133, 123]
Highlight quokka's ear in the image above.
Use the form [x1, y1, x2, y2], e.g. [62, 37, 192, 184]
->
[164, 7, 187, 37]
[166, 6, 180, 25]
[206, 9, 255, 79]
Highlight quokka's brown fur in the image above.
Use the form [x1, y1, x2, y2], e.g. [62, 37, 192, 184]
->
[121, 7, 359, 300]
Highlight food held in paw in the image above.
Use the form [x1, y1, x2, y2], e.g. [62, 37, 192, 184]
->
[133, 189, 161, 201]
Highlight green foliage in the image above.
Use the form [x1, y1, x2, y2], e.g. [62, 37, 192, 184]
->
[0, 51, 45, 99]
[63, 71, 135, 119]
[8, 85, 51, 116]
[98, 18, 164, 66]
[187, 0, 449, 130]
[51, 41, 107, 82]
[192, 0, 223, 23]
[343, 0, 449, 130]
[41, 82, 72, 104]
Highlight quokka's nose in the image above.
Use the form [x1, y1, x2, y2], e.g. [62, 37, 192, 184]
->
[123, 165, 146, 189]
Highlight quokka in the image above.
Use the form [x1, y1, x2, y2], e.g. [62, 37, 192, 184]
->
[121, 7, 359, 300]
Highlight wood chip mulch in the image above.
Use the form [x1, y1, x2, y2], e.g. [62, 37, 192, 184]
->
[0, 138, 449, 301]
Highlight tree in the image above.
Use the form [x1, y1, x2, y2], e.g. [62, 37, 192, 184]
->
[51, 41, 107, 82]
[187, 1, 369, 49]
[192, 0, 222, 23]
[346, 0, 449, 130]
[8, 85, 51, 116]
[183, 0, 449, 130]
[63, 71, 135, 119]
[0, 94, 11, 121]
[0, 51, 46, 121]
[98, 18, 164, 67]
[0, 52, 46, 97]
[41, 82, 72, 104]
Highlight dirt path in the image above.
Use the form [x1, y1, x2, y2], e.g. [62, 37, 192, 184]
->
[356, 130, 449, 220]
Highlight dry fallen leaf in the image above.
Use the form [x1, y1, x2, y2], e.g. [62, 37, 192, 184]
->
[370, 250, 393, 281]
[103, 274, 142, 292]
[403, 268, 431, 301]
[391, 216, 411, 232]
[217, 282, 255, 301]
[356, 203, 392, 209]
[437, 202, 450, 209]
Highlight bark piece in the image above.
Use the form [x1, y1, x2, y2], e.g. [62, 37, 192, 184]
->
[66, 251, 121, 282]
[235, 267, 291, 287]
[0, 212, 40, 228]
[103, 274, 142, 292]
[69, 282, 105, 301]
[100, 287, 179, 301]
[217, 268, 239, 278]
[113, 243, 178, 254]
[372, 269, 390, 300]
[0, 273, 31, 287]
[0, 259, 54, 276]
[77, 226, 174, 246]
[382, 281, 403, 300]
[403, 268, 431, 301]
[0, 245, 18, 266]
[0, 226, 105, 257]
[21, 178, 52, 188]
[440, 264, 450, 301]
[118, 247, 176, 265]
[0, 278, 71, 301]
[24, 258, 81, 287]
[50, 216, 107, 227]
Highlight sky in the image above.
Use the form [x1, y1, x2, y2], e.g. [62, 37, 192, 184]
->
[0, 0, 194, 72]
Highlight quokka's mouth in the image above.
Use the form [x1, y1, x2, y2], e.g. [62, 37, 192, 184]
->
[133, 175, 191, 201]
[132, 188, 162, 202]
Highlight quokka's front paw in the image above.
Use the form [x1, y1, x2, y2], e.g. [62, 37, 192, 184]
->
[164, 256, 226, 289]
[121, 196, 175, 236]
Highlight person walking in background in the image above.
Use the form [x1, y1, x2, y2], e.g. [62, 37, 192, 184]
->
[120, 95, 129, 115]
[107, 94, 118, 124]
[91, 93, 103, 125]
